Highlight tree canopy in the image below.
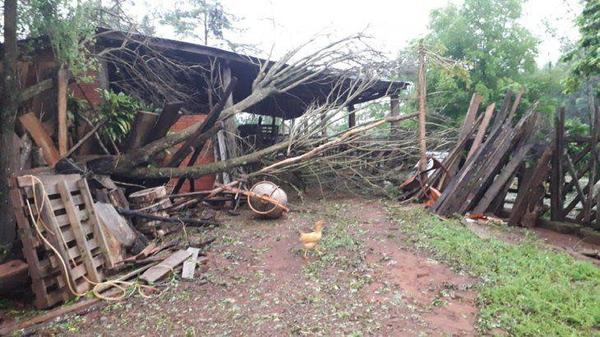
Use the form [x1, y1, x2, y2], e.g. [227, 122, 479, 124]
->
[422, 0, 539, 119]
[562, 0, 599, 94]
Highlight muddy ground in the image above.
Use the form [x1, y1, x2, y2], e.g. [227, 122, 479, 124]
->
[31, 196, 477, 336]
[8, 194, 599, 336]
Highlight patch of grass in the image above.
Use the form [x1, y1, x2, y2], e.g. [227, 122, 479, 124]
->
[387, 205, 600, 337]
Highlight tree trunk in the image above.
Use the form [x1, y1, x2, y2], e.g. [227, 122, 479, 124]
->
[123, 113, 417, 179]
[126, 141, 290, 179]
[86, 86, 272, 174]
[0, 0, 18, 257]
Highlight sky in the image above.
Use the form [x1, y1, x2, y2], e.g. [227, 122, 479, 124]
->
[141, 0, 582, 66]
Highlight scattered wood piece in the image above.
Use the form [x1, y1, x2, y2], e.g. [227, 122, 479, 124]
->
[140, 249, 192, 283]
[116, 207, 219, 226]
[57, 67, 68, 156]
[0, 262, 157, 336]
[181, 247, 200, 280]
[19, 112, 60, 167]
[123, 242, 158, 263]
[95, 202, 137, 248]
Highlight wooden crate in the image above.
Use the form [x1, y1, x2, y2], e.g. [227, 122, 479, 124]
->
[10, 174, 114, 308]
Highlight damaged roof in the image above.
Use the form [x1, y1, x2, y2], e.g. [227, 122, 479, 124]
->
[96, 29, 409, 119]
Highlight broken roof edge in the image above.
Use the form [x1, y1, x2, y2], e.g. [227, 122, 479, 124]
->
[95, 28, 410, 98]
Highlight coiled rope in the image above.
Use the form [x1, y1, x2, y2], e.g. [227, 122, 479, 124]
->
[23, 175, 160, 301]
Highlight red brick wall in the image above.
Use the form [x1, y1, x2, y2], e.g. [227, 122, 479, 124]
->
[166, 115, 216, 192]
[69, 71, 102, 107]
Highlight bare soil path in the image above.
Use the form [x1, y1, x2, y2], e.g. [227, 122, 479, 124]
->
[41, 196, 479, 336]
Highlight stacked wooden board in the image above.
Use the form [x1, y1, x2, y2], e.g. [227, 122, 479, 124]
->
[428, 91, 553, 225]
[9, 174, 114, 308]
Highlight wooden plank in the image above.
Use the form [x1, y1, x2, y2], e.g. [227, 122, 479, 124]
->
[181, 247, 200, 280]
[444, 93, 482, 181]
[562, 157, 590, 199]
[509, 145, 553, 225]
[55, 210, 90, 228]
[123, 111, 159, 152]
[466, 103, 495, 160]
[435, 110, 537, 215]
[57, 180, 101, 283]
[472, 140, 534, 213]
[146, 101, 184, 143]
[49, 193, 84, 210]
[489, 90, 513, 135]
[17, 173, 81, 190]
[140, 249, 192, 283]
[348, 104, 356, 128]
[550, 107, 565, 220]
[507, 87, 524, 122]
[564, 154, 586, 207]
[459, 93, 482, 140]
[19, 112, 60, 167]
[57, 67, 68, 155]
[77, 178, 117, 269]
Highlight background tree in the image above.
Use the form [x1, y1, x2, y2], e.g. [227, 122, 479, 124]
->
[419, 0, 539, 120]
[160, 0, 236, 47]
[0, 0, 18, 259]
[562, 0, 599, 95]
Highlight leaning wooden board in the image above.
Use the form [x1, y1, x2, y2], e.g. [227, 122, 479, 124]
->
[140, 250, 191, 283]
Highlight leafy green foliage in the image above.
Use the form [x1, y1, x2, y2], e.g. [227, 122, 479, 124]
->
[21, 0, 98, 79]
[96, 90, 144, 144]
[521, 63, 569, 118]
[562, 0, 600, 93]
[387, 205, 600, 336]
[420, 0, 539, 119]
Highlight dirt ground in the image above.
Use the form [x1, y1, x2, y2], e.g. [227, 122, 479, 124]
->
[30, 196, 479, 337]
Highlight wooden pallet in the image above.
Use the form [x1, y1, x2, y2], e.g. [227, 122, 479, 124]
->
[10, 174, 114, 308]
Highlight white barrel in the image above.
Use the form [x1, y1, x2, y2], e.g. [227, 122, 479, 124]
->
[248, 181, 288, 219]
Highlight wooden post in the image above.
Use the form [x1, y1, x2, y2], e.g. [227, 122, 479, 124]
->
[550, 107, 565, 220]
[389, 95, 399, 134]
[348, 104, 356, 128]
[57, 67, 68, 156]
[583, 106, 598, 223]
[417, 41, 427, 173]
[217, 62, 235, 184]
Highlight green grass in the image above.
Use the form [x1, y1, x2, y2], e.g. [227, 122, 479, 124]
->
[387, 205, 600, 337]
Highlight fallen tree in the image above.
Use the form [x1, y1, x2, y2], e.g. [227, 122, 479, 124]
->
[121, 113, 419, 179]
[83, 33, 396, 179]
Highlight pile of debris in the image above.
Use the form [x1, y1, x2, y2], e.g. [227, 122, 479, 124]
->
[402, 91, 553, 227]
[0, 166, 292, 334]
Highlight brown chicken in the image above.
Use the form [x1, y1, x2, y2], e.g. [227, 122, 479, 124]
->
[299, 220, 326, 258]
